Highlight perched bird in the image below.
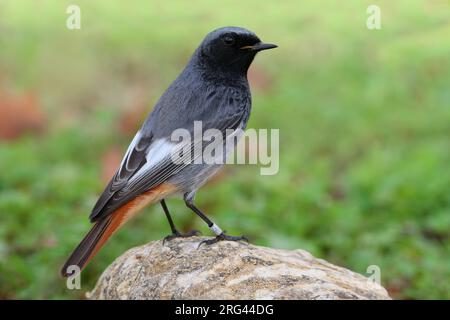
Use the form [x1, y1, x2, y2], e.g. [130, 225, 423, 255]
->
[61, 26, 277, 277]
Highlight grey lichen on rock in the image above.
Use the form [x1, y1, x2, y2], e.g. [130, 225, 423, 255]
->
[88, 237, 390, 300]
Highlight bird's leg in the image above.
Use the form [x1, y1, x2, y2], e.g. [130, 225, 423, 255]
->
[161, 199, 200, 244]
[183, 193, 248, 247]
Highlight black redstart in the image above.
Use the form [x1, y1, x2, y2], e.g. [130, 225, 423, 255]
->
[61, 26, 277, 276]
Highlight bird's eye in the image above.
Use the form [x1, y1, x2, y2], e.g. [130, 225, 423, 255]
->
[223, 36, 235, 46]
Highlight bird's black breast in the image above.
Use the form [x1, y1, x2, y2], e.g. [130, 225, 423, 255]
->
[142, 71, 252, 138]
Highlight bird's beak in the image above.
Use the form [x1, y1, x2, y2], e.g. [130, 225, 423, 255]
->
[240, 42, 278, 52]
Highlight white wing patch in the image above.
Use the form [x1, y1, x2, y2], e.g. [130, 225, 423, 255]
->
[127, 138, 178, 186]
[117, 130, 142, 175]
[145, 139, 176, 167]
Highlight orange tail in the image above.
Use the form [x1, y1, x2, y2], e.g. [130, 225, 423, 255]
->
[60, 209, 127, 277]
[60, 183, 177, 277]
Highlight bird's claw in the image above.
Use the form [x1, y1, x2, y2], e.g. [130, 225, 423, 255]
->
[163, 229, 201, 245]
[197, 232, 249, 248]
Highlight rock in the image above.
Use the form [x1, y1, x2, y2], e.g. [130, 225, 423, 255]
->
[88, 237, 390, 300]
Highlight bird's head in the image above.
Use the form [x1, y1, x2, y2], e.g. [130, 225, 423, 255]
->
[196, 26, 277, 75]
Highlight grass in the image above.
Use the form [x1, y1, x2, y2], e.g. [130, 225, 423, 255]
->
[0, 0, 449, 299]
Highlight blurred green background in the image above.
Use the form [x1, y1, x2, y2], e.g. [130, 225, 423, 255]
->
[0, 0, 449, 299]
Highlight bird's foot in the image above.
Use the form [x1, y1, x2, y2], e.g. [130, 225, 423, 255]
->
[163, 229, 201, 245]
[198, 232, 248, 248]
